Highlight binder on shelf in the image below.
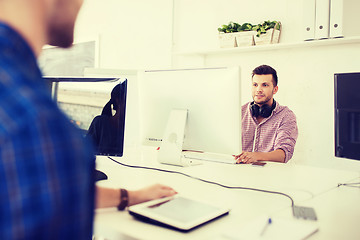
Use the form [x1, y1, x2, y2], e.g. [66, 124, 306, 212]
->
[329, 0, 360, 38]
[329, 0, 344, 38]
[303, 0, 316, 41]
[315, 0, 330, 39]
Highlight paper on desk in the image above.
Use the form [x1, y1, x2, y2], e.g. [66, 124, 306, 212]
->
[222, 216, 318, 240]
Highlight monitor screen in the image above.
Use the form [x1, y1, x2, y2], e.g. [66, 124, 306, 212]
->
[45, 77, 127, 157]
[334, 72, 360, 161]
[138, 67, 241, 155]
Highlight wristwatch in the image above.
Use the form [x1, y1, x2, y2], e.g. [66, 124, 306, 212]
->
[117, 188, 129, 211]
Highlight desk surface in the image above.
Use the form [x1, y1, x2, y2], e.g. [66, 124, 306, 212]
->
[93, 148, 360, 240]
[275, 183, 360, 240]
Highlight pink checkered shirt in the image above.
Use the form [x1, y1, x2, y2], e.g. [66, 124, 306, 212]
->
[242, 101, 298, 162]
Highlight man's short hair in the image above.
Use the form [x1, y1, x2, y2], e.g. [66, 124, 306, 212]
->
[252, 65, 278, 87]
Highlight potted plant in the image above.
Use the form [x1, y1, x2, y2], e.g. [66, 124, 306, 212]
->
[252, 20, 282, 45]
[217, 22, 256, 48]
[234, 22, 257, 47]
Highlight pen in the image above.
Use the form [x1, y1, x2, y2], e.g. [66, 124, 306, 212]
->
[260, 218, 272, 236]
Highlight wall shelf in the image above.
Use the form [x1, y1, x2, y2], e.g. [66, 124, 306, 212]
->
[176, 36, 360, 56]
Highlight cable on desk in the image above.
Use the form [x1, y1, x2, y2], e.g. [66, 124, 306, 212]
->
[338, 182, 360, 188]
[107, 156, 295, 207]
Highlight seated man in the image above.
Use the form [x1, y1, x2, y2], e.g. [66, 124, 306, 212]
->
[87, 83, 126, 156]
[235, 65, 298, 164]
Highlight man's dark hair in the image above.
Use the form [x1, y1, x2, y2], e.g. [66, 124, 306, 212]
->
[101, 83, 125, 116]
[252, 65, 278, 87]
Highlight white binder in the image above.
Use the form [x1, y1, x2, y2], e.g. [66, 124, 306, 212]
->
[315, 0, 330, 39]
[329, 0, 344, 38]
[303, 0, 316, 41]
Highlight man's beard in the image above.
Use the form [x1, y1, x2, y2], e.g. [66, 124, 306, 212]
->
[253, 95, 272, 106]
[47, 22, 75, 48]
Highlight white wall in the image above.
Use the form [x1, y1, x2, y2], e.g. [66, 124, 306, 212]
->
[75, 0, 173, 70]
[172, 0, 302, 52]
[73, 0, 360, 170]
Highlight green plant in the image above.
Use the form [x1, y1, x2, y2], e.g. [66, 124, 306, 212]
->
[218, 20, 281, 38]
[252, 20, 281, 37]
[239, 22, 253, 31]
[217, 22, 254, 33]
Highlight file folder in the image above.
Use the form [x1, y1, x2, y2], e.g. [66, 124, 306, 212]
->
[329, 0, 344, 38]
[303, 0, 316, 41]
[315, 0, 330, 39]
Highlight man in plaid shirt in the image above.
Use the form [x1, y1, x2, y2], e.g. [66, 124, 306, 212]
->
[0, 0, 176, 239]
[235, 65, 298, 164]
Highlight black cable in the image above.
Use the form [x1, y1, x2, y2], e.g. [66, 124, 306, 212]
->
[107, 156, 295, 207]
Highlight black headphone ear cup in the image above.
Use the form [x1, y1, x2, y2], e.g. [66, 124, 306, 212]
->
[260, 100, 276, 118]
[250, 103, 259, 117]
[259, 105, 271, 118]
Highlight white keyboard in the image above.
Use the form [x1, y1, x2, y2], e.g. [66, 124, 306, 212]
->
[182, 151, 236, 164]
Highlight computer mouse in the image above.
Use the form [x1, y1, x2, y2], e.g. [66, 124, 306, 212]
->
[95, 170, 108, 181]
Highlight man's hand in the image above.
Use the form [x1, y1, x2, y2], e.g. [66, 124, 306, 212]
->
[234, 151, 262, 164]
[128, 184, 178, 206]
[234, 149, 286, 164]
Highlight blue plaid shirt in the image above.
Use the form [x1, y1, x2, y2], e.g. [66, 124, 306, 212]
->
[0, 23, 95, 239]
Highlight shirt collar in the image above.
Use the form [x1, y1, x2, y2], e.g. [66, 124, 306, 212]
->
[0, 22, 42, 81]
[0, 22, 37, 58]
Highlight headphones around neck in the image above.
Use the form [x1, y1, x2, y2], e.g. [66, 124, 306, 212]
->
[250, 100, 276, 118]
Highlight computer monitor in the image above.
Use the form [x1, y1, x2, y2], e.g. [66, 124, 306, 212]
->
[138, 67, 241, 155]
[45, 77, 127, 157]
[334, 72, 360, 161]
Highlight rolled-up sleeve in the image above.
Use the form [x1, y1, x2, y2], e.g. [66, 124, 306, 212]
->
[274, 110, 298, 163]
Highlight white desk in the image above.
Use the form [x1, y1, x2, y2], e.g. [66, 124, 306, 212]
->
[275, 183, 360, 240]
[93, 148, 360, 240]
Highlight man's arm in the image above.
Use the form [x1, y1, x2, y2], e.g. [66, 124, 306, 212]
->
[234, 149, 285, 164]
[273, 111, 298, 163]
[236, 108, 298, 164]
[95, 184, 177, 209]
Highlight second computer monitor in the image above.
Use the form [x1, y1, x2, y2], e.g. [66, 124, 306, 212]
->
[138, 67, 241, 155]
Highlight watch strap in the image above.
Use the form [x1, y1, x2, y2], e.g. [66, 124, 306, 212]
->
[117, 188, 129, 211]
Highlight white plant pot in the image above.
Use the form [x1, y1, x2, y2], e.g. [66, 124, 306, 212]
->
[219, 31, 256, 48]
[235, 31, 256, 47]
[218, 32, 238, 48]
[254, 29, 281, 45]
[272, 29, 281, 43]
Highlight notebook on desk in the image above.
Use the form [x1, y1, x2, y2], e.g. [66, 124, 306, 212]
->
[128, 195, 230, 232]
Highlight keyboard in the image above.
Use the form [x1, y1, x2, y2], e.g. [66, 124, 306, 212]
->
[182, 151, 236, 164]
[292, 206, 318, 221]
